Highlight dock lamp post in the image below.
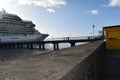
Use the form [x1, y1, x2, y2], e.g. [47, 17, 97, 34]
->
[93, 25, 95, 36]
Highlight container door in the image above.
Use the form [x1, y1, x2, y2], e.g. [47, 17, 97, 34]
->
[106, 30, 120, 49]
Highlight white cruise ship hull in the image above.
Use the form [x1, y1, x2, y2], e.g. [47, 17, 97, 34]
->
[0, 10, 49, 43]
[0, 34, 48, 43]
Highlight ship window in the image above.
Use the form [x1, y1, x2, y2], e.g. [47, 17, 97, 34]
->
[11, 38, 18, 39]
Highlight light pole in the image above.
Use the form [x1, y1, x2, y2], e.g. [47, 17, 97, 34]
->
[52, 35, 53, 40]
[93, 25, 95, 36]
[91, 32, 92, 36]
[69, 34, 71, 40]
[69, 34, 71, 37]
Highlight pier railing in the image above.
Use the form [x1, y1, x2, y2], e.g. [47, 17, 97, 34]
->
[44, 36, 102, 41]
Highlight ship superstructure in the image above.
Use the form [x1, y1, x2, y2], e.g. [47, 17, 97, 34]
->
[0, 10, 48, 43]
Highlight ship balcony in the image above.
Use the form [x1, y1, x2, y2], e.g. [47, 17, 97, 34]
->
[23, 20, 32, 23]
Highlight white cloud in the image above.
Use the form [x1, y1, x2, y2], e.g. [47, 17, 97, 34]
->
[89, 9, 98, 15]
[46, 8, 55, 13]
[17, 0, 67, 7]
[109, 0, 120, 7]
[1, 0, 67, 13]
[15, 0, 67, 13]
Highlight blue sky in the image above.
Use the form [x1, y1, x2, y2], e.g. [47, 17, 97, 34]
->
[0, 0, 120, 37]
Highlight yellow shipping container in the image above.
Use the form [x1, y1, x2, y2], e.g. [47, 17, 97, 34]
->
[104, 25, 120, 50]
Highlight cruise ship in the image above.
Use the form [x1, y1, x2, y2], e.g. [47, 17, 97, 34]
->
[0, 10, 48, 43]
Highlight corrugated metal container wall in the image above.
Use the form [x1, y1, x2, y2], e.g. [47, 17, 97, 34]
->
[105, 26, 120, 50]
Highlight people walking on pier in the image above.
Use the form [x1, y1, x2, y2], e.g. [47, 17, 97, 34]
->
[67, 37, 69, 40]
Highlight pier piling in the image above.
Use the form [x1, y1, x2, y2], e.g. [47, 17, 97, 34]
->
[39, 44, 41, 49]
[53, 43, 59, 50]
[70, 42, 75, 47]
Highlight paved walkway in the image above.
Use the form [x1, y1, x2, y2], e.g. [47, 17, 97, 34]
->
[101, 50, 120, 80]
[0, 41, 103, 80]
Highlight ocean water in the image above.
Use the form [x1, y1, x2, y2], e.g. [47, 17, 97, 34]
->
[0, 42, 87, 61]
[45, 42, 88, 50]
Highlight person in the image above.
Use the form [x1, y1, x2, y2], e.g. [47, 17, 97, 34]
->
[88, 36, 90, 40]
[67, 37, 69, 40]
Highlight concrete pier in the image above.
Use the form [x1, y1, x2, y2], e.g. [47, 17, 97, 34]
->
[0, 41, 104, 80]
